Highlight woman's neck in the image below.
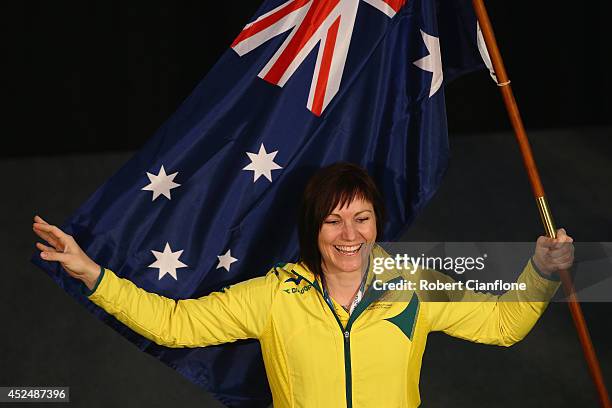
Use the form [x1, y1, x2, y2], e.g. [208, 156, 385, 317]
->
[321, 266, 364, 306]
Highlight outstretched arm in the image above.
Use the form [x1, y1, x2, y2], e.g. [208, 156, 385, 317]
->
[424, 229, 573, 346]
[33, 215, 278, 348]
[84, 267, 277, 347]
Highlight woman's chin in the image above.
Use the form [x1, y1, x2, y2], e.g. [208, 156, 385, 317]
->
[332, 258, 364, 274]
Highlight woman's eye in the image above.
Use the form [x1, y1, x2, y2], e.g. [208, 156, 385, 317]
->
[356, 217, 369, 223]
[325, 220, 340, 225]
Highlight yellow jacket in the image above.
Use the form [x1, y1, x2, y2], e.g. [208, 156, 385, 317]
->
[85, 245, 560, 408]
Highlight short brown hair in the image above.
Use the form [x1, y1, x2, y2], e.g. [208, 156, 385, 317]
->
[297, 162, 385, 277]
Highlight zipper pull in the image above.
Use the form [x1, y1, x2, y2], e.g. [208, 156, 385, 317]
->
[344, 331, 350, 342]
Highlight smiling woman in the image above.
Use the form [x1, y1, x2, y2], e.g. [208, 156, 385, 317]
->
[32, 161, 573, 408]
[298, 162, 385, 312]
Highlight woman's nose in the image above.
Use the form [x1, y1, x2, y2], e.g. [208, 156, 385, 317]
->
[341, 222, 357, 240]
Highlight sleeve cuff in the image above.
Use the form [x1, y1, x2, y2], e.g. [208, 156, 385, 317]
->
[80, 266, 106, 297]
[530, 257, 560, 282]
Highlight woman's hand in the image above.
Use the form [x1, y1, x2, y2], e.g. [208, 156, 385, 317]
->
[532, 228, 574, 278]
[32, 215, 101, 290]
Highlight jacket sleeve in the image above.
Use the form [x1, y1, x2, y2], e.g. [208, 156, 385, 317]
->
[423, 259, 561, 346]
[84, 267, 279, 348]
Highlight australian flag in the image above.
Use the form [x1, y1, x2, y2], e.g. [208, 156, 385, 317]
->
[33, 0, 489, 406]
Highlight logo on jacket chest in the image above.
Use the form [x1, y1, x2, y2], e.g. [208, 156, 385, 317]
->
[283, 284, 313, 294]
[285, 275, 305, 286]
[283, 275, 313, 294]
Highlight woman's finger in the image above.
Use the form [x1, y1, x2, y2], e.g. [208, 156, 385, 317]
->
[552, 239, 572, 250]
[34, 215, 49, 225]
[40, 250, 70, 263]
[557, 255, 574, 266]
[552, 228, 573, 246]
[32, 224, 62, 250]
[33, 223, 70, 248]
[557, 261, 574, 270]
[32, 226, 60, 248]
[549, 245, 573, 259]
[34, 223, 67, 239]
[536, 235, 556, 249]
[36, 242, 57, 253]
[546, 251, 574, 271]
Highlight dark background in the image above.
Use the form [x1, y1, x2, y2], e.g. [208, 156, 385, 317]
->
[2, 1, 611, 407]
[3, 1, 611, 157]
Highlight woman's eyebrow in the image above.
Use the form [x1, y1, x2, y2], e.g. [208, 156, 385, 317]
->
[327, 209, 373, 217]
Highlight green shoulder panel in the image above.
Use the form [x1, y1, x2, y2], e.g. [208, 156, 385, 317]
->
[384, 293, 420, 341]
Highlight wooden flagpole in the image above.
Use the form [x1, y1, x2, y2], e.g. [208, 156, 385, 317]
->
[470, 1, 611, 407]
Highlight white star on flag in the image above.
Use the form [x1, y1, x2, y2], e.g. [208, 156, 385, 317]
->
[141, 165, 181, 201]
[242, 143, 282, 182]
[476, 22, 499, 84]
[413, 29, 443, 97]
[217, 249, 238, 272]
[149, 242, 188, 280]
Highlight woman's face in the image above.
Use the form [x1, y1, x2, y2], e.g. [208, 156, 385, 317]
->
[318, 197, 377, 276]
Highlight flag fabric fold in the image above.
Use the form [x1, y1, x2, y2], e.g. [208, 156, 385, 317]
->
[32, 0, 485, 406]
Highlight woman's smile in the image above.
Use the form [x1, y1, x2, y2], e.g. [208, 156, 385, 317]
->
[333, 243, 364, 256]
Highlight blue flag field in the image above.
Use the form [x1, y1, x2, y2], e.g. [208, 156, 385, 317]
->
[33, 0, 487, 406]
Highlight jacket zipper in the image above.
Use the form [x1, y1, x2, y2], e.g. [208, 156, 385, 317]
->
[291, 270, 404, 408]
[343, 329, 352, 408]
[290, 271, 353, 407]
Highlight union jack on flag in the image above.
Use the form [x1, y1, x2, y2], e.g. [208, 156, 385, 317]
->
[232, 0, 407, 115]
[33, 0, 488, 406]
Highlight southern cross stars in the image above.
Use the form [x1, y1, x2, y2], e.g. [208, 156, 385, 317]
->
[217, 249, 238, 272]
[242, 143, 282, 182]
[149, 242, 188, 280]
[141, 165, 181, 201]
[413, 29, 443, 98]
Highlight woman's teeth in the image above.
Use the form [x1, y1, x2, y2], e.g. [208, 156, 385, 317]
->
[334, 244, 362, 255]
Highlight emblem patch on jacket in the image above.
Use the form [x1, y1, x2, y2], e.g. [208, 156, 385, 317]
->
[384, 293, 420, 341]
